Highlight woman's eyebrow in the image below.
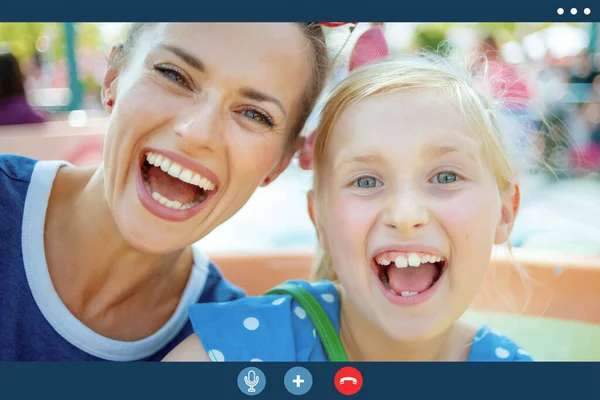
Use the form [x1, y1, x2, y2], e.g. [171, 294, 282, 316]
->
[156, 43, 205, 72]
[239, 87, 288, 118]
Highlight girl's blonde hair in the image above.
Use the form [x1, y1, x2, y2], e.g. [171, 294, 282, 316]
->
[311, 54, 531, 282]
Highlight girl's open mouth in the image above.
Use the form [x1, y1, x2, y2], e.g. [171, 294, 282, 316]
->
[372, 251, 447, 304]
[136, 149, 219, 222]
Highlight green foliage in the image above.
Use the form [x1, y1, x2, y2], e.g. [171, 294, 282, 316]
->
[0, 23, 102, 63]
[0, 23, 47, 60]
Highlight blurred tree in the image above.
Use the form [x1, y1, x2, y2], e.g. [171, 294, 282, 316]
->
[0, 23, 102, 62]
[0, 23, 46, 60]
[413, 24, 449, 52]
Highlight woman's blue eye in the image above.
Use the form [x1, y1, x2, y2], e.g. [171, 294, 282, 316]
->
[243, 109, 274, 127]
[433, 172, 457, 184]
[156, 66, 189, 88]
[354, 177, 381, 188]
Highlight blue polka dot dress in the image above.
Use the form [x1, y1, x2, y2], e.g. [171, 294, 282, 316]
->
[188, 280, 533, 362]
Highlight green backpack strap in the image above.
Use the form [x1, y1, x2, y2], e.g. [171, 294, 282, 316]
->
[265, 282, 349, 362]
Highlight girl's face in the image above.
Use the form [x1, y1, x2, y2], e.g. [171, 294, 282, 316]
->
[314, 89, 517, 340]
[101, 23, 313, 253]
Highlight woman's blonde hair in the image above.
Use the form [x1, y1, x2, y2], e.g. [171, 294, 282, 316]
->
[311, 53, 532, 281]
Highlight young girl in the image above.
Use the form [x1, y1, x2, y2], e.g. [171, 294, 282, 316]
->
[163, 55, 533, 362]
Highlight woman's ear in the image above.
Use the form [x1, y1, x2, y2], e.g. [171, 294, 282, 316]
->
[101, 45, 122, 113]
[260, 138, 304, 187]
[494, 182, 520, 244]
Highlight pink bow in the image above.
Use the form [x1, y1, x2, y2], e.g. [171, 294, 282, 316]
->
[319, 22, 357, 28]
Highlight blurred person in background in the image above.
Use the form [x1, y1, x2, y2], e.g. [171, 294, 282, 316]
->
[477, 35, 532, 109]
[475, 35, 544, 173]
[0, 51, 47, 127]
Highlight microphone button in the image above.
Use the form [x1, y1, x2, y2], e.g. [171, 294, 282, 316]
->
[237, 366, 267, 396]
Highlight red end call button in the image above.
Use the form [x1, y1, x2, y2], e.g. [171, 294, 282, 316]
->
[334, 366, 363, 395]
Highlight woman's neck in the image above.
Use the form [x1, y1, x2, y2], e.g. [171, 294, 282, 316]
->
[337, 287, 476, 362]
[44, 165, 194, 341]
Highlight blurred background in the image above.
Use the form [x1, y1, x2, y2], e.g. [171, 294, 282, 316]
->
[0, 22, 599, 256]
[1, 22, 600, 361]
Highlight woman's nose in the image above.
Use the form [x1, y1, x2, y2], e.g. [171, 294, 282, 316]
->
[174, 94, 225, 150]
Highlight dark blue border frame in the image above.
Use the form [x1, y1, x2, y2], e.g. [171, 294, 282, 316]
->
[1, 362, 600, 399]
[1, 0, 599, 22]
[2, 1, 600, 399]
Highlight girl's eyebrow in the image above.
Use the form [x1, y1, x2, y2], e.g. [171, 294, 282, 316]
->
[428, 143, 479, 162]
[336, 154, 382, 169]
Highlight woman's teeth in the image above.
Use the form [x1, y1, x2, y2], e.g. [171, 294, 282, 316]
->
[150, 191, 200, 210]
[145, 152, 216, 191]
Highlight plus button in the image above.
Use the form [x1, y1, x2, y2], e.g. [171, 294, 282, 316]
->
[292, 375, 305, 388]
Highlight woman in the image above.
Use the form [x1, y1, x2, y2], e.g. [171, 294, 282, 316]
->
[0, 51, 47, 126]
[0, 23, 328, 361]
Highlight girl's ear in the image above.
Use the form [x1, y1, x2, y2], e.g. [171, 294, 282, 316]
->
[307, 190, 317, 229]
[494, 182, 520, 244]
[307, 190, 329, 252]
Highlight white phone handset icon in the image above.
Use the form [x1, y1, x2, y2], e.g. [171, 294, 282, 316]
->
[339, 376, 357, 385]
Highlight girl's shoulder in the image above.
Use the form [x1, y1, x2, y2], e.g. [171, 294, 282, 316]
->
[188, 280, 341, 362]
[468, 325, 534, 362]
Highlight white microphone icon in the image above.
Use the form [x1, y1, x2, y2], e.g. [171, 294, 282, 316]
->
[244, 370, 260, 393]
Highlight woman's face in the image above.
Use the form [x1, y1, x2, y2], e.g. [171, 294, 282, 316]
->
[101, 23, 313, 253]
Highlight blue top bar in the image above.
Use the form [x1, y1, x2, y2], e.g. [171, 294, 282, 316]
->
[1, 0, 598, 22]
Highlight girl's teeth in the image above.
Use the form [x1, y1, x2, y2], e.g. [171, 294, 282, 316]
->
[401, 291, 419, 297]
[388, 253, 444, 268]
[376, 255, 391, 266]
[408, 253, 421, 267]
[395, 255, 408, 268]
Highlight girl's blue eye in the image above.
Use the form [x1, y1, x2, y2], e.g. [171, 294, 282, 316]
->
[354, 177, 381, 188]
[433, 172, 457, 184]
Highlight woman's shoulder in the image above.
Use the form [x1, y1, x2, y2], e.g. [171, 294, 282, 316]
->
[191, 246, 247, 303]
[468, 325, 534, 362]
[187, 279, 340, 362]
[0, 154, 38, 183]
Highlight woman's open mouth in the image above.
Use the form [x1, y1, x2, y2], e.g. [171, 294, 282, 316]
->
[372, 251, 447, 305]
[136, 149, 218, 221]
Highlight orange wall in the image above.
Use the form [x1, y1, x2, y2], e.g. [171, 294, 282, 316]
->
[0, 119, 107, 166]
[210, 248, 600, 325]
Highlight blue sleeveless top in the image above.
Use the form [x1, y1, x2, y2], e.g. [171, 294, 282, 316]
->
[0, 154, 245, 361]
[188, 280, 533, 362]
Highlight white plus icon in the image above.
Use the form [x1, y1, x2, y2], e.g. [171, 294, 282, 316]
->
[292, 375, 305, 388]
